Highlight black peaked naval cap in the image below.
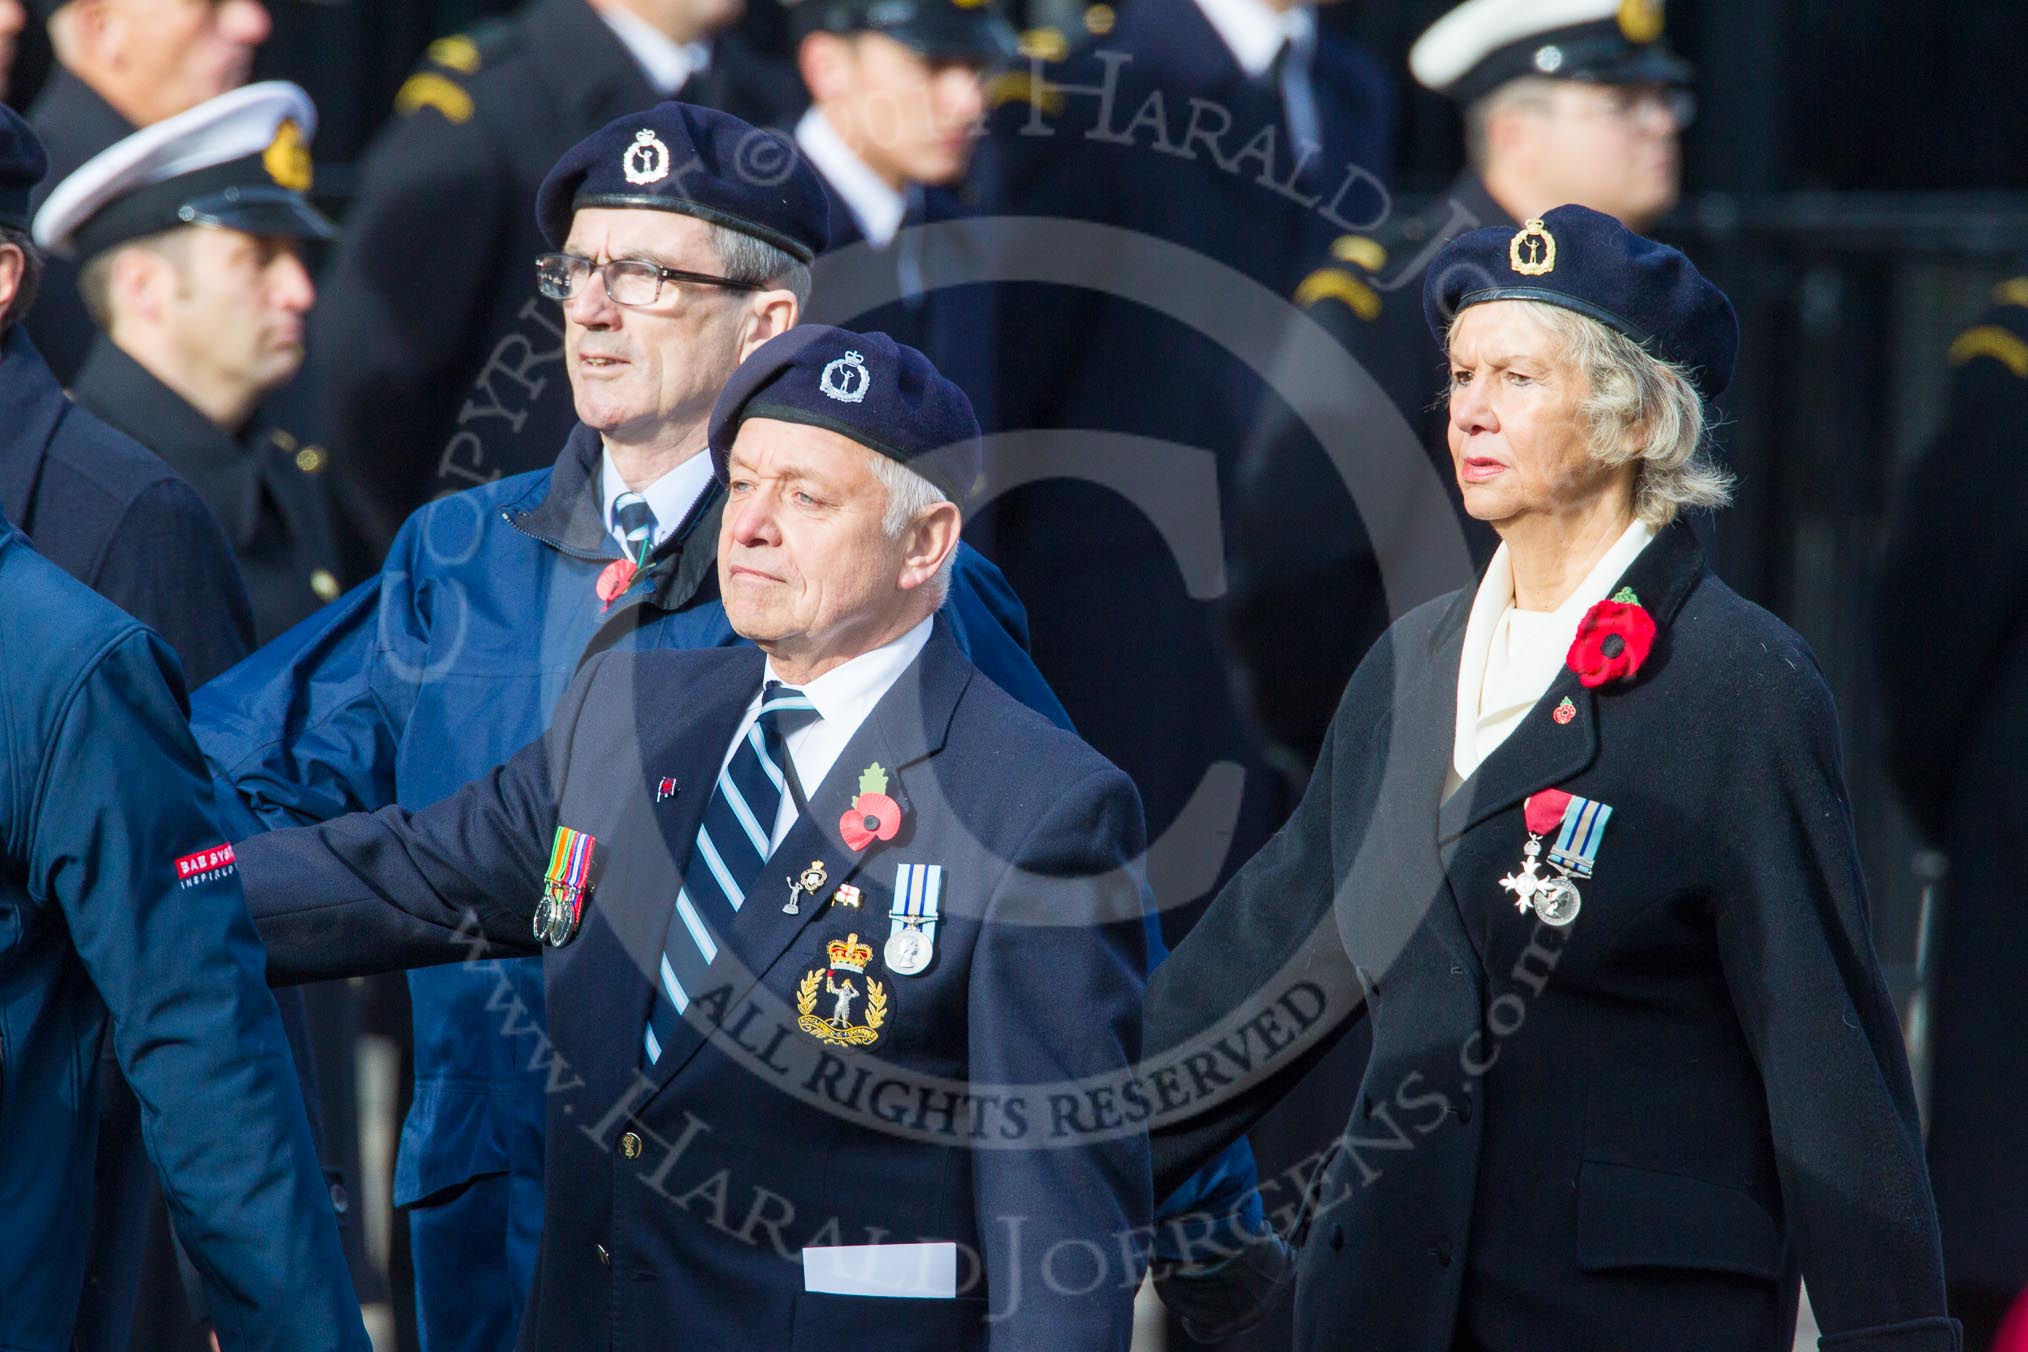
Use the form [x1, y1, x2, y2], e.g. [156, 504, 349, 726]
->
[1423, 203, 1738, 400]
[791, 0, 1018, 64]
[32, 82, 335, 261]
[1410, 0, 1692, 104]
[0, 104, 47, 232]
[709, 326, 982, 504]
[536, 101, 830, 261]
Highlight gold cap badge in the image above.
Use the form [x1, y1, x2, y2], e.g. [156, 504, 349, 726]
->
[1509, 219, 1557, 276]
[263, 119, 313, 193]
[1617, 0, 1665, 44]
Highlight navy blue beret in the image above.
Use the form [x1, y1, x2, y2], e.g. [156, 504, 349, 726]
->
[536, 101, 828, 261]
[0, 104, 47, 233]
[709, 327, 982, 504]
[1423, 203, 1737, 399]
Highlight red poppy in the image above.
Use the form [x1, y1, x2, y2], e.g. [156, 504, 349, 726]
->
[839, 792, 902, 851]
[596, 558, 637, 609]
[1566, 596, 1656, 688]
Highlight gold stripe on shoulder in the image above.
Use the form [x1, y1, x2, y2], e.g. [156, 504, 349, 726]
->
[1295, 267, 1382, 321]
[986, 70, 1062, 115]
[1330, 235, 1387, 272]
[395, 72, 475, 125]
[427, 35, 482, 74]
[1948, 324, 2028, 377]
[1990, 278, 2028, 310]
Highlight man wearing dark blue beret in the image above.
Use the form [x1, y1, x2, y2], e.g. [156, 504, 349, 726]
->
[192, 101, 1078, 1352]
[233, 324, 1154, 1351]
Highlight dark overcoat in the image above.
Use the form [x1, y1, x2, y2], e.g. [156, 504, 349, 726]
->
[1147, 522, 1958, 1352]
[237, 622, 1152, 1351]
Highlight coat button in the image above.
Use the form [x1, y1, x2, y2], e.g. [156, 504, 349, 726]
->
[1434, 1237, 1453, 1267]
[295, 445, 328, 474]
[619, 1131, 643, 1160]
[329, 1180, 349, 1215]
[1329, 1224, 1344, 1252]
[595, 1243, 611, 1267]
[1457, 1094, 1474, 1124]
[310, 569, 340, 602]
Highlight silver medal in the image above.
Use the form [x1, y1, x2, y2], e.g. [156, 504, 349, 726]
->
[884, 924, 932, 976]
[1532, 873, 1582, 927]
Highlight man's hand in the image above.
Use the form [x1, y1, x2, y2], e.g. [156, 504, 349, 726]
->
[1151, 1224, 1297, 1344]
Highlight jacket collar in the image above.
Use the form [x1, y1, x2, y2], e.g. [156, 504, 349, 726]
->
[636, 614, 974, 1096]
[1431, 517, 1707, 844]
[69, 337, 262, 545]
[0, 331, 73, 527]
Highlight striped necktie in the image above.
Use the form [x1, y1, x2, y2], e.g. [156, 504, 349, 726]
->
[645, 681, 819, 1065]
[613, 491, 657, 562]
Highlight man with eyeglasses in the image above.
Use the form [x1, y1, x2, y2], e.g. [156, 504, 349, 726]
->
[1223, 0, 1698, 775]
[192, 100, 1068, 1352]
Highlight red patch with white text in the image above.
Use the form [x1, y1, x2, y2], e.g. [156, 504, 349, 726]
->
[175, 843, 238, 888]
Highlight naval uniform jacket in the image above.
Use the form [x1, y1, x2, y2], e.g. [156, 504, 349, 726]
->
[236, 620, 1152, 1350]
[70, 338, 344, 644]
[314, 0, 803, 561]
[0, 516, 365, 1352]
[1146, 522, 1957, 1351]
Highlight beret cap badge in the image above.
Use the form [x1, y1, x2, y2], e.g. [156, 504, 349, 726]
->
[1510, 218, 1557, 276]
[820, 350, 871, 404]
[622, 129, 671, 186]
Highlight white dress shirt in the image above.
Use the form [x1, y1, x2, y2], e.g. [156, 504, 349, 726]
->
[599, 447, 716, 552]
[599, 5, 711, 95]
[721, 614, 935, 853]
[1192, 0, 1320, 153]
[1444, 519, 1657, 798]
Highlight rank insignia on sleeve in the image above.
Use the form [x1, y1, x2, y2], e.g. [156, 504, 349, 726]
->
[534, 827, 597, 947]
[797, 933, 887, 1046]
[175, 843, 237, 888]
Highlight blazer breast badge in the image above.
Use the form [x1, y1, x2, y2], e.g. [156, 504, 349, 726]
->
[797, 933, 888, 1047]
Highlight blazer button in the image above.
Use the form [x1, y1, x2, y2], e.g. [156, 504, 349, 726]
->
[1457, 1094, 1473, 1124]
[596, 1243, 611, 1267]
[1329, 1224, 1345, 1252]
[619, 1131, 644, 1160]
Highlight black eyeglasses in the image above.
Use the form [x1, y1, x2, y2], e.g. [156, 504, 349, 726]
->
[534, 252, 761, 307]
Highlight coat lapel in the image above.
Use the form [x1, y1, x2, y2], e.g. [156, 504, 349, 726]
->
[643, 619, 972, 1096]
[1435, 520, 1707, 846]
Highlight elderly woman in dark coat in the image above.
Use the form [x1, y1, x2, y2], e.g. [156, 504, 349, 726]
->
[1146, 205, 1958, 1351]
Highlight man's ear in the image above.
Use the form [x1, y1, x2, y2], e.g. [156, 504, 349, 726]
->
[0, 243, 23, 327]
[798, 32, 853, 106]
[737, 289, 799, 361]
[897, 500, 962, 594]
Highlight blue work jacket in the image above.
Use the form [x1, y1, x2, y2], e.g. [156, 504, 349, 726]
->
[0, 517, 363, 1351]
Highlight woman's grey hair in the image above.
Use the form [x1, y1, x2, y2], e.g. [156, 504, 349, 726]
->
[709, 223, 812, 308]
[866, 451, 956, 605]
[1453, 299, 1733, 526]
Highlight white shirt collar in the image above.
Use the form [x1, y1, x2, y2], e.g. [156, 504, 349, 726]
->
[599, 6, 712, 95]
[733, 615, 937, 853]
[1192, 0, 1315, 78]
[794, 106, 908, 249]
[599, 446, 717, 552]
[1448, 518, 1657, 792]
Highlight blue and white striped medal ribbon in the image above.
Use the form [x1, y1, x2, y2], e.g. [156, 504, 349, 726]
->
[885, 863, 942, 976]
[1547, 796, 1613, 879]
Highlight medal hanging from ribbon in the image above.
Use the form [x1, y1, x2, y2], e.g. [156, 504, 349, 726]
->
[534, 826, 598, 946]
[885, 862, 942, 976]
[1498, 789, 1611, 928]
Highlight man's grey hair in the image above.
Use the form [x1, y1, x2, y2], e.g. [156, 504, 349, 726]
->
[1447, 299, 1733, 527]
[710, 223, 812, 309]
[866, 451, 956, 605]
[0, 226, 44, 335]
[1463, 76, 1561, 172]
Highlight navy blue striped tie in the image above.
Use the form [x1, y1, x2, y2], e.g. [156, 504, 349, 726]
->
[645, 681, 818, 1065]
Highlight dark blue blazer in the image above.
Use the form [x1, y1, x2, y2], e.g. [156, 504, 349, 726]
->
[0, 517, 365, 1352]
[1147, 522, 1958, 1352]
[0, 329, 255, 686]
[238, 621, 1152, 1350]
